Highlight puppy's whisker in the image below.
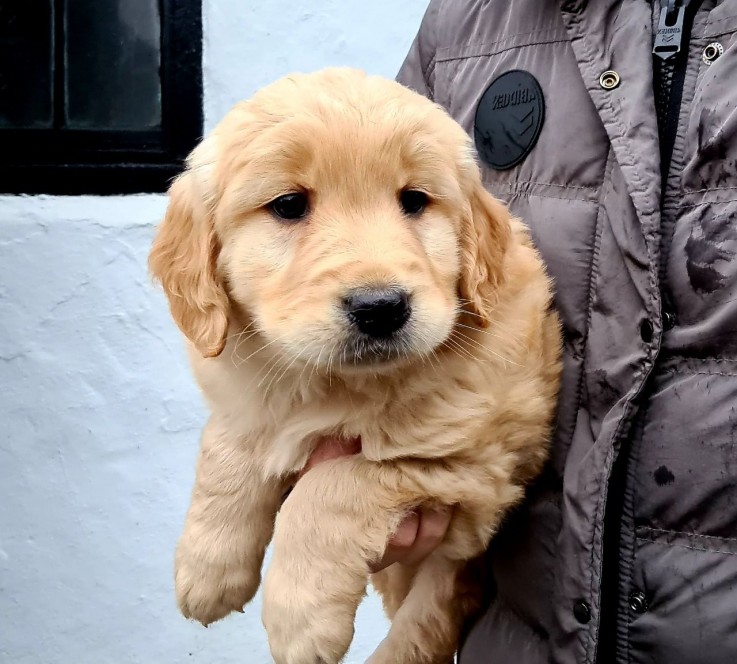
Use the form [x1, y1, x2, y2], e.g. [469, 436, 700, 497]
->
[456, 317, 524, 337]
[230, 327, 263, 367]
[326, 342, 340, 386]
[455, 321, 527, 345]
[455, 309, 506, 335]
[295, 346, 315, 390]
[453, 319, 506, 339]
[429, 348, 441, 375]
[415, 330, 441, 378]
[245, 348, 283, 385]
[225, 319, 257, 341]
[268, 348, 306, 395]
[234, 336, 272, 368]
[240, 353, 283, 394]
[457, 333, 520, 367]
[257, 352, 290, 396]
[237, 334, 292, 392]
[233, 324, 260, 346]
[455, 301, 519, 327]
[339, 344, 348, 373]
[306, 344, 327, 391]
[444, 338, 475, 362]
[453, 333, 503, 363]
[454, 330, 497, 355]
[240, 334, 287, 364]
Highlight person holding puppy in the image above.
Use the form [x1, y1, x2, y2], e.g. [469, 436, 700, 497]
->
[307, 1, 737, 662]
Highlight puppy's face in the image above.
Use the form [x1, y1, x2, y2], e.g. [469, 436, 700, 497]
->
[150, 69, 510, 373]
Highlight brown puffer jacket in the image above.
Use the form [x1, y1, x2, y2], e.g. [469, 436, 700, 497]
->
[398, 2, 737, 663]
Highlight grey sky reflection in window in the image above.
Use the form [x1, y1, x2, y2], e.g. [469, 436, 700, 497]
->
[66, 0, 161, 129]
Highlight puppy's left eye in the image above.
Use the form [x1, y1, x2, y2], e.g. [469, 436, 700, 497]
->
[269, 193, 309, 221]
[400, 189, 429, 216]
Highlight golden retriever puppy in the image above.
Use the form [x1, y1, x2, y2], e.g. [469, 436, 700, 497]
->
[149, 67, 561, 664]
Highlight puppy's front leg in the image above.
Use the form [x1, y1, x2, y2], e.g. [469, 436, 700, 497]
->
[175, 418, 286, 626]
[262, 456, 416, 664]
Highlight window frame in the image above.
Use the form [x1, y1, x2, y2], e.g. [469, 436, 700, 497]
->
[0, 0, 203, 195]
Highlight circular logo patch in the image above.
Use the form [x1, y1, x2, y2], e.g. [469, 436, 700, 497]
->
[474, 70, 545, 171]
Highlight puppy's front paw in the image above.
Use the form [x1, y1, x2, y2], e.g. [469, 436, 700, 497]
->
[175, 542, 260, 626]
[262, 563, 357, 664]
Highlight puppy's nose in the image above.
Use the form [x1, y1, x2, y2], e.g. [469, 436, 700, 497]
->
[343, 287, 411, 338]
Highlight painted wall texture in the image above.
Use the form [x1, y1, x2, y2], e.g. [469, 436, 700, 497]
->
[0, 2, 428, 662]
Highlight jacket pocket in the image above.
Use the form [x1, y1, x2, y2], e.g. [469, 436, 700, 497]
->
[434, 34, 609, 194]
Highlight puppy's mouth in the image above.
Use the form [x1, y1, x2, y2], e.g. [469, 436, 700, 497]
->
[339, 285, 415, 367]
[340, 333, 414, 367]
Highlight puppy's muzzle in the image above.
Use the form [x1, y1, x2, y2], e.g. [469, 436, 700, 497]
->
[343, 287, 411, 339]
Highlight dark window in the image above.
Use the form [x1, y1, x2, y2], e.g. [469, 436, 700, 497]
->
[0, 0, 203, 194]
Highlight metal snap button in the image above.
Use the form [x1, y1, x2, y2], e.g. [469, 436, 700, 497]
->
[599, 70, 621, 90]
[629, 591, 649, 614]
[573, 600, 592, 624]
[703, 42, 724, 65]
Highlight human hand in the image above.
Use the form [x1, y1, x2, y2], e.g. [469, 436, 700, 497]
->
[299, 436, 451, 572]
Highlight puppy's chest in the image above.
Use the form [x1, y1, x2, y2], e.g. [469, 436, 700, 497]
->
[261, 376, 493, 477]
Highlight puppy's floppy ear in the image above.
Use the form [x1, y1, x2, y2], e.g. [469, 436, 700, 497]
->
[458, 182, 512, 327]
[149, 169, 229, 358]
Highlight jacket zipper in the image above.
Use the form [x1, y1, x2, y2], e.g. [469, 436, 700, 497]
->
[653, 0, 702, 188]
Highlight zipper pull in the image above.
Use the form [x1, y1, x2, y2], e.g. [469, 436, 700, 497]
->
[653, 0, 688, 60]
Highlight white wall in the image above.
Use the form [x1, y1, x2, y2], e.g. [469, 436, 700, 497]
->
[0, 2, 428, 662]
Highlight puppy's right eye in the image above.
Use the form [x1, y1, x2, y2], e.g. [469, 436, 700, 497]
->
[400, 189, 429, 216]
[269, 193, 309, 221]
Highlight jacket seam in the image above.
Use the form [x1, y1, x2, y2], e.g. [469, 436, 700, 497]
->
[660, 368, 737, 377]
[704, 14, 737, 38]
[704, 26, 737, 38]
[706, 14, 737, 28]
[644, 527, 737, 543]
[683, 186, 737, 193]
[484, 180, 601, 204]
[635, 537, 737, 557]
[495, 181, 597, 192]
[435, 27, 567, 61]
[492, 190, 598, 204]
[663, 357, 737, 363]
[435, 38, 570, 64]
[583, 155, 609, 344]
[657, 356, 737, 373]
[663, 197, 737, 209]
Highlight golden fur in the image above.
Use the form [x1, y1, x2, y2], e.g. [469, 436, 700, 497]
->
[149, 68, 562, 664]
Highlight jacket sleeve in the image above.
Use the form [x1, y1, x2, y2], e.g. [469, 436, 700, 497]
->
[396, 0, 442, 100]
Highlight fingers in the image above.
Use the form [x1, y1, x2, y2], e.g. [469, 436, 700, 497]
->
[369, 506, 451, 573]
[402, 506, 452, 566]
[369, 511, 421, 572]
[299, 436, 361, 478]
